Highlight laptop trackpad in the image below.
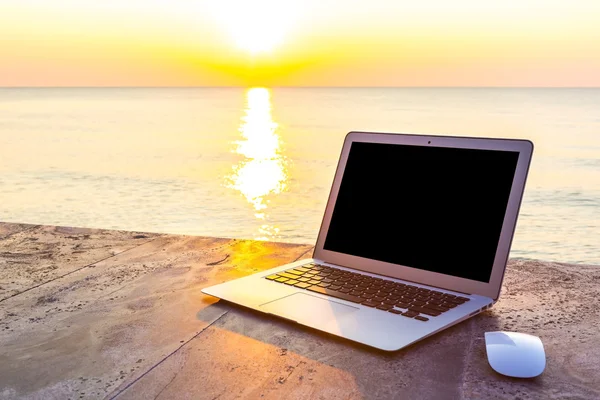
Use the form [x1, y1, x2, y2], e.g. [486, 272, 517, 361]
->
[260, 293, 359, 326]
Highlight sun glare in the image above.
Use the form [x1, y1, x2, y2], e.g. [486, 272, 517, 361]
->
[227, 88, 288, 240]
[209, 0, 297, 54]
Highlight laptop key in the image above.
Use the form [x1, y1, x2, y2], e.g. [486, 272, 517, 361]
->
[284, 279, 299, 285]
[275, 277, 289, 283]
[414, 316, 429, 321]
[318, 282, 331, 288]
[408, 306, 441, 317]
[295, 267, 310, 273]
[426, 304, 450, 312]
[294, 282, 312, 289]
[329, 285, 342, 291]
[307, 286, 362, 303]
[286, 269, 305, 276]
[402, 310, 419, 318]
[278, 272, 301, 280]
[376, 304, 393, 311]
[361, 300, 380, 307]
[388, 309, 403, 315]
[308, 280, 320, 285]
[265, 275, 279, 280]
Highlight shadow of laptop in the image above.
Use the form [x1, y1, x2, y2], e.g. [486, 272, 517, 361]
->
[195, 299, 508, 398]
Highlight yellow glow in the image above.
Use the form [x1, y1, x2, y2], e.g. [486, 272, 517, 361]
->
[1, 1, 600, 86]
[227, 88, 287, 239]
[209, 0, 297, 54]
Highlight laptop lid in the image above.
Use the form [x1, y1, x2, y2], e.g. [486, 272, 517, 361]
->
[314, 131, 533, 300]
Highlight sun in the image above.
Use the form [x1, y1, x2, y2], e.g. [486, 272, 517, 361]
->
[210, 0, 297, 54]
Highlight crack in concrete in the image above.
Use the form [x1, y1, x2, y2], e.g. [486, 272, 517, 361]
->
[0, 237, 160, 303]
[152, 369, 179, 400]
[458, 318, 476, 400]
[206, 254, 230, 266]
[109, 310, 229, 400]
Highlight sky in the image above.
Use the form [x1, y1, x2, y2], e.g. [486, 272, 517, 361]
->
[1, 0, 600, 87]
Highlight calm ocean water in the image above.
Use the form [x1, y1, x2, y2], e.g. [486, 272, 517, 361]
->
[1, 88, 599, 265]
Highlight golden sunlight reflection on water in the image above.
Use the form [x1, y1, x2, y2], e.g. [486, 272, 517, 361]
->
[226, 88, 288, 240]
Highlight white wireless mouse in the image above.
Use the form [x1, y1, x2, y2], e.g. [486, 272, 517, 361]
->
[484, 331, 546, 378]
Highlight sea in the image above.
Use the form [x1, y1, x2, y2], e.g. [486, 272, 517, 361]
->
[1, 87, 599, 265]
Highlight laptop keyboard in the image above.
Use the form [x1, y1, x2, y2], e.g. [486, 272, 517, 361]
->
[265, 263, 470, 322]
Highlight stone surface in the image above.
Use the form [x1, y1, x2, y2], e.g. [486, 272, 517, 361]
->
[0, 222, 598, 400]
[0, 223, 36, 239]
[0, 223, 312, 399]
[0, 223, 161, 301]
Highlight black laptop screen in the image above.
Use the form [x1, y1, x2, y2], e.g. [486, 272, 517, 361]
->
[323, 141, 519, 283]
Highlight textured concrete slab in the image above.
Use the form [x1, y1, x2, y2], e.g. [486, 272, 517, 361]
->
[116, 302, 473, 400]
[0, 223, 598, 400]
[0, 224, 312, 399]
[0, 222, 162, 300]
[0, 223, 37, 239]
[113, 260, 600, 400]
[460, 259, 600, 399]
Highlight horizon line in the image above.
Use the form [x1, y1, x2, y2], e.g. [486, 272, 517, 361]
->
[1, 86, 600, 89]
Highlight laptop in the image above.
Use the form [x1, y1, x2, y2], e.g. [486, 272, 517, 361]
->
[202, 131, 533, 351]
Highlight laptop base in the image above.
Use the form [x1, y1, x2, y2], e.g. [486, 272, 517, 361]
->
[202, 259, 492, 351]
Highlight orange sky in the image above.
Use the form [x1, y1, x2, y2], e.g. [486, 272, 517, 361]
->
[1, 0, 600, 87]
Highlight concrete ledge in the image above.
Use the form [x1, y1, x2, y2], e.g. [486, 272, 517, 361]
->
[0, 222, 598, 399]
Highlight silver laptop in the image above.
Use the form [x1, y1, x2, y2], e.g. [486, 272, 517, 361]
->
[202, 131, 533, 351]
